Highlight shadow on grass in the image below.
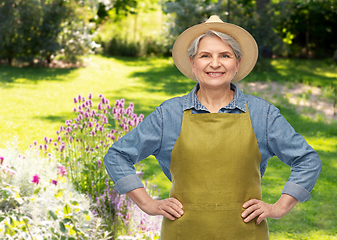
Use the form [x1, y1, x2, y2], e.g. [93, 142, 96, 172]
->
[32, 112, 76, 125]
[0, 65, 76, 86]
[248, 58, 337, 87]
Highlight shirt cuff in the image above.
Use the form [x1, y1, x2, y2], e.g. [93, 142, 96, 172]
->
[114, 174, 144, 194]
[282, 181, 311, 202]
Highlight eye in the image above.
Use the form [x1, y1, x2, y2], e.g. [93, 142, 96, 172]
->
[221, 54, 229, 58]
[201, 54, 209, 58]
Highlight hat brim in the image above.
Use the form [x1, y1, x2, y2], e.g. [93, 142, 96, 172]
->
[172, 21, 258, 83]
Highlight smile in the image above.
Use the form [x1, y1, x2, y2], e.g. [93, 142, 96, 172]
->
[207, 72, 224, 76]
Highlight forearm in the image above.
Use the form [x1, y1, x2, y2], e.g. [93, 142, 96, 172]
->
[126, 187, 153, 211]
[273, 193, 299, 217]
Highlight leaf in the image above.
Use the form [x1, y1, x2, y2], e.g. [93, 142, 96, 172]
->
[69, 227, 76, 235]
[33, 187, 41, 195]
[48, 210, 58, 221]
[59, 221, 66, 233]
[62, 218, 72, 224]
[63, 204, 71, 215]
[54, 189, 63, 198]
[84, 213, 91, 221]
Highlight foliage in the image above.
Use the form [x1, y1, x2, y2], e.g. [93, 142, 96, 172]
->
[30, 94, 158, 238]
[0, 0, 99, 65]
[0, 146, 110, 239]
[163, 0, 337, 59]
[274, 0, 337, 59]
[94, 0, 169, 57]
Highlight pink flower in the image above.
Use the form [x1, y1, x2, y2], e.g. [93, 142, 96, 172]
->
[88, 93, 92, 99]
[32, 174, 40, 185]
[51, 180, 57, 186]
[3, 165, 16, 175]
[58, 166, 67, 176]
[0, 156, 4, 165]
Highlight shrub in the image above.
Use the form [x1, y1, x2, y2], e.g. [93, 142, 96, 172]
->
[0, 144, 110, 239]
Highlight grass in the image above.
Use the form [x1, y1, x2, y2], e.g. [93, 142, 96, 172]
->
[1, 55, 336, 239]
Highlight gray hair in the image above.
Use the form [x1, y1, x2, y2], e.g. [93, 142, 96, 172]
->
[188, 30, 242, 60]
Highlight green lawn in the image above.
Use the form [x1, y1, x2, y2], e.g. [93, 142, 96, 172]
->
[0, 55, 336, 239]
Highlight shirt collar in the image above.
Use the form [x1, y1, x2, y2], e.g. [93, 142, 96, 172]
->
[183, 83, 247, 113]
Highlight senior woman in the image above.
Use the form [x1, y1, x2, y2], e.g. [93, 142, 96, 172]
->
[103, 15, 322, 239]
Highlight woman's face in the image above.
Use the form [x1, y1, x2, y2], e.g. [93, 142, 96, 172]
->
[190, 36, 240, 90]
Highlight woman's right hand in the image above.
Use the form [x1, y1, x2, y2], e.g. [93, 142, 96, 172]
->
[142, 197, 184, 220]
[126, 188, 184, 220]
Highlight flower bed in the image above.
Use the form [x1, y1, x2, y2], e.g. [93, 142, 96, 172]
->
[0, 95, 162, 239]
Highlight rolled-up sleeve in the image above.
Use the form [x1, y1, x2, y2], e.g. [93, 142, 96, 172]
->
[103, 106, 163, 194]
[266, 105, 322, 202]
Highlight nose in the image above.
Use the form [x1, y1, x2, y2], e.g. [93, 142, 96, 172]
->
[210, 57, 220, 68]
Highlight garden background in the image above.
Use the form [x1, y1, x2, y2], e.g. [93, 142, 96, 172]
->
[0, 0, 337, 239]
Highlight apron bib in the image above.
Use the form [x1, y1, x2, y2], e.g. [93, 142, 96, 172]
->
[161, 106, 269, 240]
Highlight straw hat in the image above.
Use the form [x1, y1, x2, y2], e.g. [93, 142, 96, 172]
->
[172, 15, 258, 83]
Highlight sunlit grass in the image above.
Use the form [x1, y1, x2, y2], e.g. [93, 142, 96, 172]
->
[1, 55, 336, 238]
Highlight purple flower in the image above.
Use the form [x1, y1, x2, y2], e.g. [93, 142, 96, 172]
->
[51, 180, 57, 186]
[44, 144, 48, 150]
[78, 95, 82, 102]
[73, 107, 77, 112]
[99, 94, 103, 98]
[59, 144, 65, 152]
[0, 156, 4, 165]
[73, 97, 78, 103]
[33, 141, 37, 146]
[88, 93, 93, 99]
[31, 174, 40, 185]
[58, 166, 67, 176]
[97, 102, 103, 110]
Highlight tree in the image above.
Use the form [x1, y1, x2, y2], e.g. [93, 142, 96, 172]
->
[0, 0, 98, 65]
[276, 0, 337, 59]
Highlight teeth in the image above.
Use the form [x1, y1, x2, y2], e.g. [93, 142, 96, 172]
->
[207, 72, 223, 75]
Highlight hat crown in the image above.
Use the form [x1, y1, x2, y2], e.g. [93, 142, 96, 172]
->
[205, 15, 223, 23]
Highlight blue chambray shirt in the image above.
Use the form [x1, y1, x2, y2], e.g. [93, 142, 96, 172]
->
[104, 83, 322, 202]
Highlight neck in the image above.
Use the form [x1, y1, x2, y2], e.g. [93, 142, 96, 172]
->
[197, 84, 234, 113]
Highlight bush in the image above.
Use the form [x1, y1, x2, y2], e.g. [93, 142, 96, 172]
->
[0, 0, 98, 66]
[0, 144, 109, 239]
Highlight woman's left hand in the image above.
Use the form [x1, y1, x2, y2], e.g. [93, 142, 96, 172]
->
[241, 194, 299, 225]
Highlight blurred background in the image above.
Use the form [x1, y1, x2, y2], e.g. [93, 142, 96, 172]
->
[1, 0, 336, 65]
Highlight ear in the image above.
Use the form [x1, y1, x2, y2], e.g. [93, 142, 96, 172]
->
[190, 57, 195, 75]
[235, 57, 241, 72]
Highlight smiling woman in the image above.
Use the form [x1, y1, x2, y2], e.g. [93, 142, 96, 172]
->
[190, 35, 240, 112]
[103, 15, 322, 240]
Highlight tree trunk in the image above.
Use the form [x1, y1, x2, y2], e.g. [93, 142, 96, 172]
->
[256, 0, 273, 58]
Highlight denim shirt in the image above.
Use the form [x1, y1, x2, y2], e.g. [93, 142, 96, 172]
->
[104, 83, 322, 202]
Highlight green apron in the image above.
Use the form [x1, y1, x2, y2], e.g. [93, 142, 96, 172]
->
[160, 106, 269, 239]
